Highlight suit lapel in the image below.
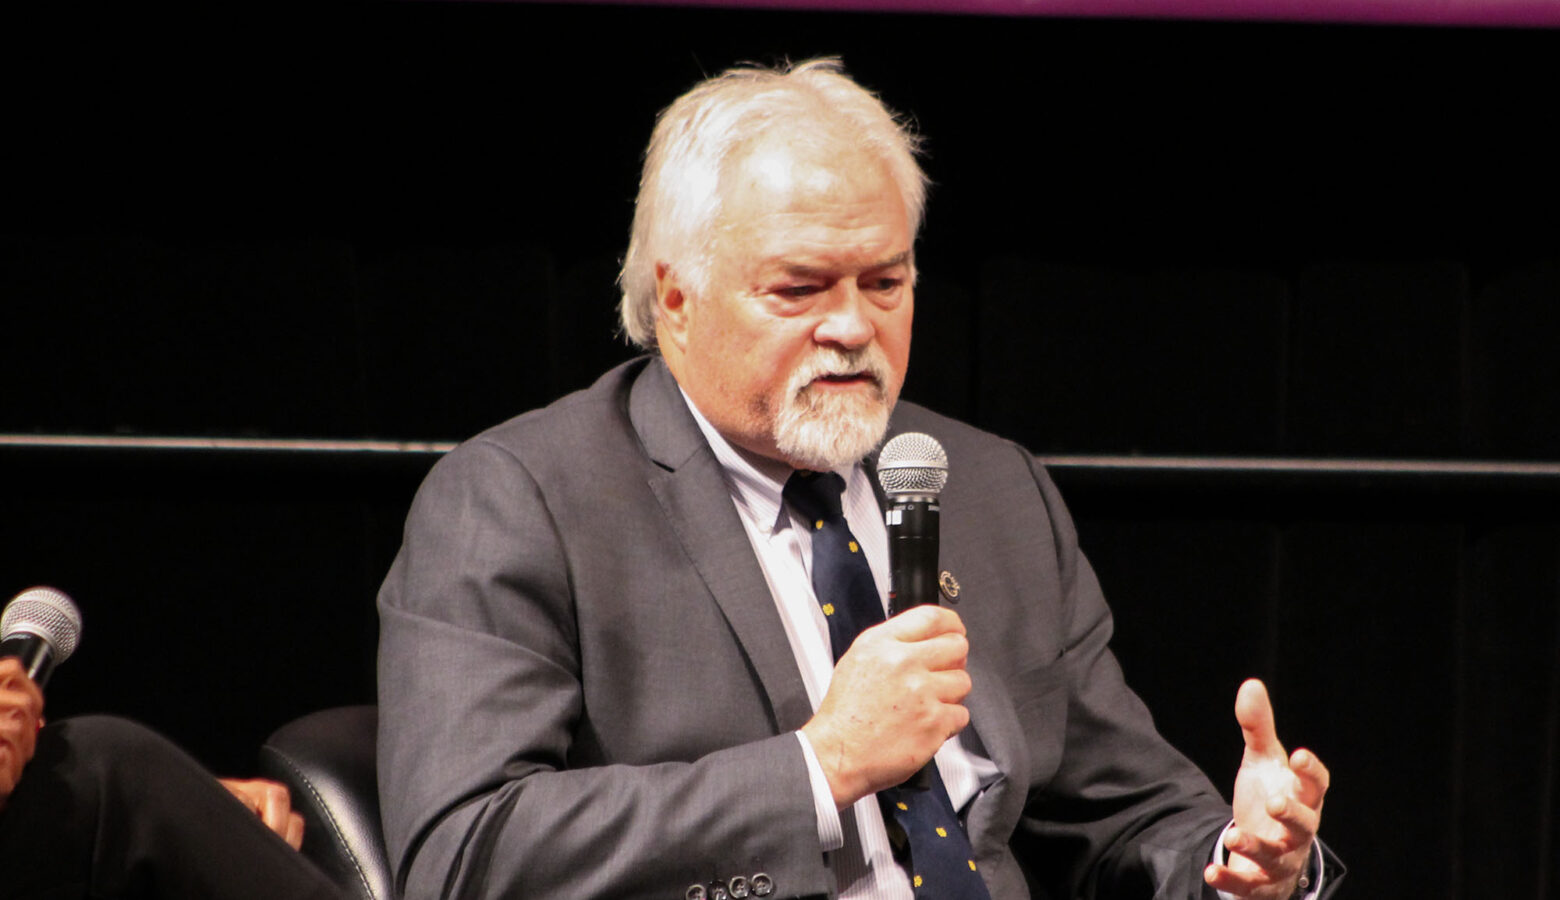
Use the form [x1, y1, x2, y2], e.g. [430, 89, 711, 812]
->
[630, 359, 815, 733]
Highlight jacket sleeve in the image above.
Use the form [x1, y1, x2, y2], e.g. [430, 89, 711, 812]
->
[376, 438, 832, 900]
[1006, 444, 1343, 899]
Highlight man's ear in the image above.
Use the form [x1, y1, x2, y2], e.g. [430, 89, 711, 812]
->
[654, 261, 691, 353]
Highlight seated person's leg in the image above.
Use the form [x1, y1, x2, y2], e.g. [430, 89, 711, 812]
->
[0, 716, 342, 900]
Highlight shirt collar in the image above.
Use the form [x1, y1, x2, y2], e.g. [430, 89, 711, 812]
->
[679, 388, 857, 536]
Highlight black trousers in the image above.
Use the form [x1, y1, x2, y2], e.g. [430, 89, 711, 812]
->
[0, 716, 344, 900]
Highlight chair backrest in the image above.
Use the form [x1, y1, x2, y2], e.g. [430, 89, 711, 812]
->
[259, 705, 390, 900]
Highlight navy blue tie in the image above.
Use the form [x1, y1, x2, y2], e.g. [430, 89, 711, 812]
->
[783, 471, 992, 900]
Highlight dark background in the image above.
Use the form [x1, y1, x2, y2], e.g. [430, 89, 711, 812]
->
[3, 3, 1558, 896]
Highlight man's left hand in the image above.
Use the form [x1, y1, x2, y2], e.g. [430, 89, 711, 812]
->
[220, 777, 306, 850]
[1204, 679, 1330, 899]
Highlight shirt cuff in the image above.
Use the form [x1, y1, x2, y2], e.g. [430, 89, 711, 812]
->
[795, 731, 844, 852]
[1212, 821, 1324, 900]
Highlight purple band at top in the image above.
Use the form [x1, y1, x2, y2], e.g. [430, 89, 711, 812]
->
[535, 0, 1560, 28]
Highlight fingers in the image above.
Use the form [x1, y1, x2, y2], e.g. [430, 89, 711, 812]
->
[803, 607, 974, 806]
[256, 781, 293, 836]
[852, 608, 967, 676]
[219, 777, 249, 804]
[1204, 859, 1295, 899]
[922, 687, 971, 741]
[1207, 822, 1314, 900]
[1291, 748, 1330, 811]
[882, 606, 968, 672]
[284, 811, 305, 851]
[1224, 813, 1314, 871]
[0, 659, 45, 801]
[1235, 678, 1285, 761]
[919, 630, 970, 675]
[0, 659, 45, 717]
[884, 604, 965, 640]
[0, 747, 19, 802]
[1264, 789, 1322, 837]
[220, 778, 303, 845]
[927, 667, 973, 705]
[1207, 836, 1313, 900]
[1224, 680, 1328, 898]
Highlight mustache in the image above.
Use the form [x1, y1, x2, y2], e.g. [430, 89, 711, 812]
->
[788, 347, 891, 396]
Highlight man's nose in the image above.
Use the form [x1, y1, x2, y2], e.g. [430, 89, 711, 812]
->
[813, 284, 875, 348]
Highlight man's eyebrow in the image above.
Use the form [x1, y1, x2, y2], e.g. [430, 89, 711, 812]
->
[868, 251, 913, 271]
[779, 251, 912, 278]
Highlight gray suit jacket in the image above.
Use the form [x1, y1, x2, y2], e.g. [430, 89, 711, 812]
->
[378, 357, 1311, 899]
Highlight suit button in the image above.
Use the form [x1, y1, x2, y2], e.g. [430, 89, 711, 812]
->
[728, 875, 750, 898]
[686, 886, 707, 900]
[709, 882, 730, 900]
[750, 873, 774, 897]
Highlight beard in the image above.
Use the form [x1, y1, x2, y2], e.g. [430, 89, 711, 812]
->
[771, 346, 896, 471]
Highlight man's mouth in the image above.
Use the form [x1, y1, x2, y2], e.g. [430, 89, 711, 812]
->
[813, 371, 874, 386]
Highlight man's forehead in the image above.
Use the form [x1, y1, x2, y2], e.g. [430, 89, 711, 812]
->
[729, 138, 851, 198]
[717, 143, 904, 225]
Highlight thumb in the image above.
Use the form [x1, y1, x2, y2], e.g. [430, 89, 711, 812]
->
[1235, 678, 1286, 760]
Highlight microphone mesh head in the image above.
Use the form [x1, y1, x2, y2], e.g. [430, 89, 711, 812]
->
[877, 432, 949, 498]
[1, 587, 82, 662]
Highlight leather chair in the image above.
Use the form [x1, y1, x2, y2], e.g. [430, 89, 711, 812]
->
[259, 705, 391, 900]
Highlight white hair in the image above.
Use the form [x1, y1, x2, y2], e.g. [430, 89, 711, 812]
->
[617, 58, 927, 350]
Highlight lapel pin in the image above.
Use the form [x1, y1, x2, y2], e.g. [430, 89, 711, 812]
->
[939, 570, 961, 603]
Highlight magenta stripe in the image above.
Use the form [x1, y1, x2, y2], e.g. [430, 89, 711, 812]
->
[528, 0, 1560, 27]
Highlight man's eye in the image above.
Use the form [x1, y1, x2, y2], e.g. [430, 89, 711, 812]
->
[868, 278, 902, 292]
[779, 285, 821, 298]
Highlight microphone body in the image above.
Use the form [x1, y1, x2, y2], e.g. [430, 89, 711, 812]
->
[877, 433, 950, 792]
[1, 587, 83, 690]
[0, 633, 59, 687]
[885, 497, 940, 615]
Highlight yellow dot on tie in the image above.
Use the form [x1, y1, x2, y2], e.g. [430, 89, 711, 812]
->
[968, 860, 978, 871]
[815, 519, 824, 530]
[848, 540, 859, 553]
[913, 875, 923, 888]
[896, 801, 909, 811]
[821, 603, 835, 616]
[935, 827, 947, 837]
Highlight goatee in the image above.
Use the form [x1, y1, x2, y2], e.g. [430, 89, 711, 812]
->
[773, 347, 895, 471]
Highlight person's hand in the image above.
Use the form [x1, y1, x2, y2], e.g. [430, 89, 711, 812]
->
[220, 777, 306, 850]
[0, 658, 45, 810]
[800, 604, 972, 809]
[1205, 679, 1330, 899]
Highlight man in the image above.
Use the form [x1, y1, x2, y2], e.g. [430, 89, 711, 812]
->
[0, 656, 343, 898]
[378, 59, 1339, 899]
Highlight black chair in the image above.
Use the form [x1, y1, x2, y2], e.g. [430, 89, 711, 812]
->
[259, 705, 391, 900]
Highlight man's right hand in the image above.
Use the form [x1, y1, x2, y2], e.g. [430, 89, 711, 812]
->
[0, 657, 45, 810]
[799, 605, 972, 809]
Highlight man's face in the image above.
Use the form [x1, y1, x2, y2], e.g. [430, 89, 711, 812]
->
[657, 137, 914, 471]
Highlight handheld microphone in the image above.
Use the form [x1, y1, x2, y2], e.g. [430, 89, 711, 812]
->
[877, 433, 948, 792]
[1, 587, 83, 689]
[877, 432, 949, 616]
